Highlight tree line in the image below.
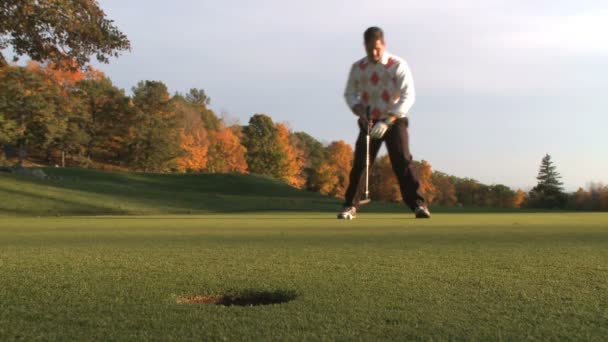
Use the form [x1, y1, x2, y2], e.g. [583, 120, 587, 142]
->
[2, 62, 606, 211]
[1, 1, 605, 211]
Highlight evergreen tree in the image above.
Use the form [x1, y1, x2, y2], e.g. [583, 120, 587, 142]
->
[242, 114, 285, 178]
[528, 154, 566, 208]
[128, 81, 181, 172]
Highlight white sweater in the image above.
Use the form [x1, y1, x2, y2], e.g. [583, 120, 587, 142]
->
[344, 52, 416, 120]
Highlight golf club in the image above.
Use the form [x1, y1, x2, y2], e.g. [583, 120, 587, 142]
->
[359, 106, 372, 205]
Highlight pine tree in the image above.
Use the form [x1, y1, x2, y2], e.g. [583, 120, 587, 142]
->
[528, 154, 566, 208]
[242, 114, 285, 178]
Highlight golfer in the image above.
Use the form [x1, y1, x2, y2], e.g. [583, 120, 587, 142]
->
[338, 26, 430, 219]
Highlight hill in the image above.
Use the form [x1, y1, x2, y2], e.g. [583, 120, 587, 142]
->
[0, 167, 347, 216]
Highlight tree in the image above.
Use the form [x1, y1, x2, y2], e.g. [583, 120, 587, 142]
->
[292, 131, 326, 191]
[242, 114, 285, 178]
[413, 160, 436, 205]
[27, 61, 92, 166]
[128, 81, 180, 172]
[454, 178, 481, 206]
[173, 98, 208, 172]
[0, 65, 69, 165]
[488, 184, 516, 208]
[206, 126, 248, 174]
[77, 76, 134, 165]
[528, 154, 566, 208]
[185, 88, 210, 106]
[0, 0, 130, 69]
[314, 140, 352, 198]
[275, 123, 305, 188]
[512, 189, 527, 208]
[369, 155, 401, 202]
[431, 172, 458, 206]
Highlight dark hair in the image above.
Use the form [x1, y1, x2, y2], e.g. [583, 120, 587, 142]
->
[364, 27, 384, 44]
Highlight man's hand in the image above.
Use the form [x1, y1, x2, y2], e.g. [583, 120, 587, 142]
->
[370, 121, 389, 139]
[352, 104, 369, 127]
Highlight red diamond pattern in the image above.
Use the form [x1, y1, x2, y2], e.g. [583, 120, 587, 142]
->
[381, 90, 390, 103]
[370, 72, 380, 86]
[362, 91, 369, 104]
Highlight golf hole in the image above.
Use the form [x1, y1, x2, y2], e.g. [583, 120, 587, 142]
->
[176, 289, 297, 306]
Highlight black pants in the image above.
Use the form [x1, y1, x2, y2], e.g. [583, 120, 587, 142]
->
[343, 117, 426, 211]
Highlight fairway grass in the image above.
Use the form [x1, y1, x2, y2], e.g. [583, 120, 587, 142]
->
[1, 213, 607, 340]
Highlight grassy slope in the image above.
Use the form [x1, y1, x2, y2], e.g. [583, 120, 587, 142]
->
[1, 213, 607, 340]
[0, 167, 347, 216]
[0, 167, 538, 216]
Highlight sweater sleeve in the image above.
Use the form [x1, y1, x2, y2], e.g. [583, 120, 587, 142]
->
[344, 63, 360, 112]
[390, 60, 416, 118]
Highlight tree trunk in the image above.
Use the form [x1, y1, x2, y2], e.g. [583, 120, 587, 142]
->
[62, 150, 66, 168]
[17, 139, 26, 167]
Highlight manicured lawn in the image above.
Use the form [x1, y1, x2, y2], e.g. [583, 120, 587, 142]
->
[1, 213, 607, 340]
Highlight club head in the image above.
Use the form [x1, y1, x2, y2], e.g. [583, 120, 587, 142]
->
[359, 198, 371, 205]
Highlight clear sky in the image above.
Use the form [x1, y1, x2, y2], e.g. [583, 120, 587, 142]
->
[92, 0, 607, 191]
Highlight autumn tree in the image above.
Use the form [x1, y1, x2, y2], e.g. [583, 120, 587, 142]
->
[431, 172, 458, 206]
[369, 155, 401, 202]
[77, 76, 134, 165]
[413, 160, 436, 205]
[27, 61, 93, 166]
[0, 0, 130, 69]
[512, 189, 527, 208]
[292, 132, 326, 191]
[180, 88, 220, 130]
[172, 97, 208, 172]
[0, 65, 69, 165]
[206, 125, 248, 173]
[275, 123, 305, 188]
[314, 140, 352, 198]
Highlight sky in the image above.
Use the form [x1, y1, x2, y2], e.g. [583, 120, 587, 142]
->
[89, 0, 607, 191]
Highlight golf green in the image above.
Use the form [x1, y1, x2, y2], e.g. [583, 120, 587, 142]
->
[1, 213, 607, 340]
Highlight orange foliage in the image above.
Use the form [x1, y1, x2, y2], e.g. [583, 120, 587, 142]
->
[206, 127, 248, 173]
[316, 140, 352, 198]
[432, 174, 458, 206]
[275, 123, 305, 188]
[175, 128, 208, 172]
[371, 155, 401, 202]
[415, 160, 436, 204]
[512, 189, 527, 208]
[25, 60, 104, 87]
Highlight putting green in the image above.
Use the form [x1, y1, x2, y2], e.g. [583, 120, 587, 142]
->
[1, 213, 607, 340]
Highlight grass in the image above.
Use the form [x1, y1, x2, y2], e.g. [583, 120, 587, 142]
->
[0, 167, 343, 216]
[1, 213, 607, 340]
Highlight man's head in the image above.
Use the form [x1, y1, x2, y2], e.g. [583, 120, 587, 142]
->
[364, 26, 385, 63]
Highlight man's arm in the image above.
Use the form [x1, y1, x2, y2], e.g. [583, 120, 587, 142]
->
[390, 60, 416, 118]
[344, 63, 363, 116]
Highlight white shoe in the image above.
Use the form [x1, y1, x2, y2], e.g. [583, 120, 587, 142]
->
[337, 206, 356, 220]
[415, 206, 431, 219]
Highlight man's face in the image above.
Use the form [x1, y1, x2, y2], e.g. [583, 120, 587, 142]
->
[365, 39, 385, 63]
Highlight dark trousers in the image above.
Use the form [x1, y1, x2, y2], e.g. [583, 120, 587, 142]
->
[343, 117, 426, 211]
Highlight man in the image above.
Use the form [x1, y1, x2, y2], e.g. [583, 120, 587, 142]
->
[338, 26, 430, 219]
